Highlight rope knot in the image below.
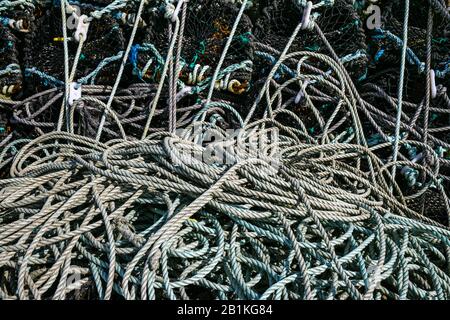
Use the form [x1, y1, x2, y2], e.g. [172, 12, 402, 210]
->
[301, 1, 316, 31]
[164, 0, 184, 22]
[164, 3, 176, 19]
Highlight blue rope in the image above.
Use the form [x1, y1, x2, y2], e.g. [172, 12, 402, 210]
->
[24, 67, 65, 87]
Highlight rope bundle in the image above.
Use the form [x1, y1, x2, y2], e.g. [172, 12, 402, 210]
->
[1, 128, 449, 300]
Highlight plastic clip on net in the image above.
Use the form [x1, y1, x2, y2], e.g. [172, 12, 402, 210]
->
[74, 15, 90, 42]
[295, 80, 310, 104]
[176, 86, 193, 102]
[69, 82, 82, 106]
[430, 69, 437, 99]
[301, 1, 313, 30]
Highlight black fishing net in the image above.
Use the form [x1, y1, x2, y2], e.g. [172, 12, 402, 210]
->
[0, 21, 22, 146]
[254, 0, 368, 82]
[0, 24, 22, 97]
[23, 4, 126, 95]
[406, 188, 449, 226]
[381, 0, 448, 64]
[362, 66, 426, 104]
[365, 0, 450, 96]
[359, 0, 450, 161]
[137, 0, 254, 103]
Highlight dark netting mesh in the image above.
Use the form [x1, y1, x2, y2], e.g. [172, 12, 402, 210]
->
[360, 0, 449, 148]
[357, 0, 450, 224]
[0, 24, 22, 97]
[406, 188, 449, 226]
[23, 5, 126, 94]
[254, 0, 368, 81]
[382, 0, 449, 64]
[366, 0, 450, 91]
[137, 0, 254, 102]
[363, 65, 427, 104]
